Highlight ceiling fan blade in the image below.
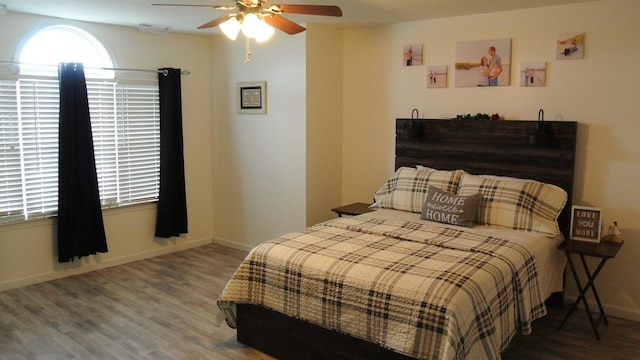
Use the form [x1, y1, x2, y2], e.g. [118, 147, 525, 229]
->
[153, 3, 210, 7]
[268, 4, 342, 17]
[198, 14, 234, 29]
[264, 15, 306, 35]
[152, 3, 237, 10]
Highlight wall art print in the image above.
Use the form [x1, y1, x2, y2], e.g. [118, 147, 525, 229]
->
[427, 65, 447, 88]
[455, 38, 511, 87]
[556, 33, 585, 60]
[237, 81, 266, 114]
[403, 44, 423, 66]
[520, 62, 547, 87]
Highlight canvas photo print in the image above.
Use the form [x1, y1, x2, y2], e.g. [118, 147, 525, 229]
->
[556, 33, 585, 60]
[427, 65, 447, 88]
[403, 44, 423, 66]
[455, 38, 511, 87]
[520, 62, 546, 87]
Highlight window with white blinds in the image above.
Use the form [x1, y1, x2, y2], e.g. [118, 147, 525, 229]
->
[0, 76, 160, 224]
[0, 80, 22, 220]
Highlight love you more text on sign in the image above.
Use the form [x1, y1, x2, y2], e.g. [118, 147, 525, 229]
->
[570, 206, 602, 242]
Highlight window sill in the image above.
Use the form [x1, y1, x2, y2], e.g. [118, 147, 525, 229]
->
[0, 201, 158, 231]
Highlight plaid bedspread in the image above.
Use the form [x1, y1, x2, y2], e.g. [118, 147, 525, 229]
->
[218, 217, 546, 360]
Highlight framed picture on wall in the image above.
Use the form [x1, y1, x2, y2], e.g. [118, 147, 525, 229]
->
[455, 38, 511, 87]
[237, 81, 267, 114]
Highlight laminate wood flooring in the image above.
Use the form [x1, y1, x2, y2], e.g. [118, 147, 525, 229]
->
[1, 243, 638, 359]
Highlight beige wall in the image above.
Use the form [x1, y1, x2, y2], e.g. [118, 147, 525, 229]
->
[306, 25, 344, 227]
[342, 0, 640, 321]
[0, 13, 215, 290]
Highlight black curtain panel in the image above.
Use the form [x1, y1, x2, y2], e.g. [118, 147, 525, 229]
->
[155, 68, 188, 238]
[57, 62, 108, 263]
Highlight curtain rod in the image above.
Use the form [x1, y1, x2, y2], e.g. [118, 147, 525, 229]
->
[0, 60, 190, 75]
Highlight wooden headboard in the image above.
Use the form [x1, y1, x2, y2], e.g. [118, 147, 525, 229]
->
[396, 118, 578, 237]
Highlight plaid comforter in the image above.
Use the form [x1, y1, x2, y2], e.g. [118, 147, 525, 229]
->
[218, 217, 546, 360]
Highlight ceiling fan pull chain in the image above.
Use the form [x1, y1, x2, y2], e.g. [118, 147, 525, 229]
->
[244, 37, 252, 63]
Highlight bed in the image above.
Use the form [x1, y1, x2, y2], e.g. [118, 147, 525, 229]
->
[218, 118, 578, 360]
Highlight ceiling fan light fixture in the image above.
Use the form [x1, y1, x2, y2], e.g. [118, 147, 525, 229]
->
[254, 20, 274, 43]
[241, 13, 261, 38]
[220, 16, 241, 40]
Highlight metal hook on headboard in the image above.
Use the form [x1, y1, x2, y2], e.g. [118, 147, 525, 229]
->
[529, 108, 551, 147]
[411, 108, 419, 119]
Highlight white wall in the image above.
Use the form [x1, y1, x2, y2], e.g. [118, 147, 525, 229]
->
[0, 12, 215, 290]
[342, 0, 640, 320]
[211, 31, 308, 251]
[210, 24, 345, 249]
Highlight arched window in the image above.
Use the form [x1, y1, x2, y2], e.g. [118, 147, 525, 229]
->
[0, 24, 160, 224]
[18, 24, 114, 78]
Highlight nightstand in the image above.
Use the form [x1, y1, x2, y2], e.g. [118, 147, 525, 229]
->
[556, 239, 624, 340]
[331, 202, 373, 217]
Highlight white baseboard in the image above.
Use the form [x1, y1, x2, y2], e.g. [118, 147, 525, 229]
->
[606, 306, 640, 322]
[213, 237, 256, 252]
[561, 296, 640, 323]
[0, 237, 213, 292]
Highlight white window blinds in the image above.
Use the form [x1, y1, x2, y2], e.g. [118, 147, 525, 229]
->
[17, 78, 60, 220]
[114, 83, 161, 205]
[0, 75, 160, 224]
[0, 80, 23, 220]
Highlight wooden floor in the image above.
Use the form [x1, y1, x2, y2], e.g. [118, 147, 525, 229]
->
[1, 243, 639, 360]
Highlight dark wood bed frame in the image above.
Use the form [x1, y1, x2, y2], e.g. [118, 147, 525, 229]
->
[236, 119, 578, 360]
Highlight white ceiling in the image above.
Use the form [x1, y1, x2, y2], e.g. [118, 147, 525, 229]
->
[1, 0, 597, 35]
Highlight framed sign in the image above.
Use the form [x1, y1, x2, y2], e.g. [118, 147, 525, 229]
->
[237, 81, 266, 114]
[569, 205, 602, 242]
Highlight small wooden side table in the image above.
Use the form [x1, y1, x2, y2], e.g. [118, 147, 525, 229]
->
[331, 202, 373, 217]
[556, 239, 624, 340]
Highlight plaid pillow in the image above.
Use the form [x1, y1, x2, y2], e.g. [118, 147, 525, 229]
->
[457, 173, 567, 236]
[371, 167, 464, 213]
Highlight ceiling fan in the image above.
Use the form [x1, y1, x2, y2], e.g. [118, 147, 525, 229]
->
[152, 1, 342, 36]
[153, 1, 341, 62]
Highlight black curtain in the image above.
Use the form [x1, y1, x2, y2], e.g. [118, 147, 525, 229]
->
[155, 68, 188, 238]
[57, 62, 108, 263]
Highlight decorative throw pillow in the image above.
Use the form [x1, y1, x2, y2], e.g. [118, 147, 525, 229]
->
[370, 167, 465, 213]
[420, 186, 481, 227]
[457, 173, 568, 236]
